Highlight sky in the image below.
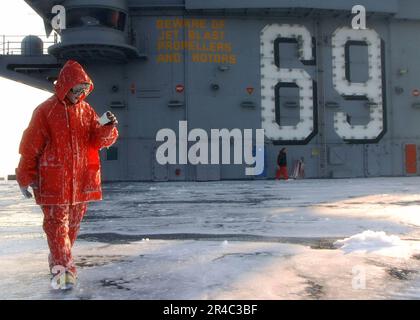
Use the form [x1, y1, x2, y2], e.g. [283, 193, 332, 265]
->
[0, 1, 52, 177]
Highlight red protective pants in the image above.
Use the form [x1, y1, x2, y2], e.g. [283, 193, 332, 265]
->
[276, 166, 289, 180]
[41, 203, 88, 275]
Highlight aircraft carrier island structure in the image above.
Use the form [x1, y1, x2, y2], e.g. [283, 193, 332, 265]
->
[2, 0, 420, 181]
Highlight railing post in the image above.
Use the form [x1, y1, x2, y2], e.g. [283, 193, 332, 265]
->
[2, 35, 4, 55]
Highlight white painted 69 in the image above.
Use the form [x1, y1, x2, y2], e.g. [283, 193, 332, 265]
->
[260, 24, 385, 144]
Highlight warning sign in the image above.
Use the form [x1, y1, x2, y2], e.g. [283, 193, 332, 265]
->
[156, 19, 237, 64]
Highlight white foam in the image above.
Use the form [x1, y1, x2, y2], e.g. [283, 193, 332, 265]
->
[334, 230, 420, 258]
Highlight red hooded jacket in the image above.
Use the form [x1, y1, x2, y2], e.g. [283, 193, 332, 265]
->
[16, 60, 119, 205]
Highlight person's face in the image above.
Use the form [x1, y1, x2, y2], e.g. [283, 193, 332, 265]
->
[67, 83, 90, 104]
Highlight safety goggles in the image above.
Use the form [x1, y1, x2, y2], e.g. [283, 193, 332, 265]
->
[70, 83, 90, 96]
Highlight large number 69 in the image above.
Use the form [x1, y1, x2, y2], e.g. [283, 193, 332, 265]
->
[260, 24, 385, 144]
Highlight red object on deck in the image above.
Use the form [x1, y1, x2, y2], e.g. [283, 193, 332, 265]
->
[405, 144, 417, 174]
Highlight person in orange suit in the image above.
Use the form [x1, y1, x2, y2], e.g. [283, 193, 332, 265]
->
[16, 60, 119, 289]
[275, 148, 289, 180]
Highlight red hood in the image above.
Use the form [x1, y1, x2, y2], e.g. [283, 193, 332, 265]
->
[55, 60, 94, 102]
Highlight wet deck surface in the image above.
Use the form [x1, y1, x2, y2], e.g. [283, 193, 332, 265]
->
[1, 178, 420, 299]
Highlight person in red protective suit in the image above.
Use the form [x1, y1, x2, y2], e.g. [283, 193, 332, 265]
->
[16, 60, 119, 289]
[275, 148, 289, 180]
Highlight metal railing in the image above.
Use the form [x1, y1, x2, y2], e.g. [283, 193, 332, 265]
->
[0, 34, 60, 56]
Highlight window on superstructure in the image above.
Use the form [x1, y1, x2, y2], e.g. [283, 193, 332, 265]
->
[67, 8, 127, 31]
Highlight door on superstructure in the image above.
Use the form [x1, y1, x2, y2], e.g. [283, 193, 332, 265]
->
[129, 16, 187, 181]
